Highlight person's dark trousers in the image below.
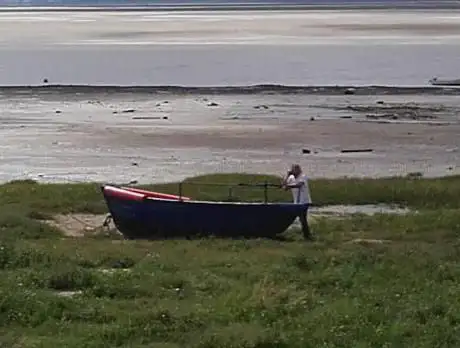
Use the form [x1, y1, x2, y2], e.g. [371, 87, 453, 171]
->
[299, 207, 313, 240]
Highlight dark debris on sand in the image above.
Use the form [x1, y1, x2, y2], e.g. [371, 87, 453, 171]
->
[314, 103, 458, 121]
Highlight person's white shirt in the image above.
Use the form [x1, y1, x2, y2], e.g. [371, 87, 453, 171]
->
[286, 174, 312, 204]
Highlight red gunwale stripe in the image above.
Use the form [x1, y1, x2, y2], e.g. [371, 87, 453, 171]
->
[103, 186, 145, 201]
[121, 187, 191, 201]
[104, 185, 191, 201]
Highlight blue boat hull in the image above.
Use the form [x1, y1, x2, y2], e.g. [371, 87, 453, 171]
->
[101, 185, 308, 239]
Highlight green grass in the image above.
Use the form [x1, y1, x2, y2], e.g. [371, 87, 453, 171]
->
[0, 173, 460, 347]
[1, 173, 460, 215]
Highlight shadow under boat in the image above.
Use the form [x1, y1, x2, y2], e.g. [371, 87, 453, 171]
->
[100, 181, 308, 240]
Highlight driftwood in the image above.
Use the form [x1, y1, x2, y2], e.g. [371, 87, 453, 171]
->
[340, 148, 374, 153]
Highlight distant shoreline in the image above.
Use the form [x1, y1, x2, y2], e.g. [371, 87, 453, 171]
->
[2, 2, 460, 11]
[0, 84, 458, 95]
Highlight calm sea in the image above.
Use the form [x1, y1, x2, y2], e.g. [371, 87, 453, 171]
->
[3, 0, 460, 7]
[0, 5, 459, 86]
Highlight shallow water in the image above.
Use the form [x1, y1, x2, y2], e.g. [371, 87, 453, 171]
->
[309, 204, 412, 216]
[1, 9, 460, 86]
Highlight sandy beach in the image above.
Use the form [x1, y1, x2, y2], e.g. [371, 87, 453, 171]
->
[1, 86, 459, 184]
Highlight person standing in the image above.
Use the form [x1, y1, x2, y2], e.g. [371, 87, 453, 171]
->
[282, 164, 313, 240]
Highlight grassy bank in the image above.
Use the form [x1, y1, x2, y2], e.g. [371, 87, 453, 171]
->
[1, 173, 460, 216]
[0, 173, 459, 347]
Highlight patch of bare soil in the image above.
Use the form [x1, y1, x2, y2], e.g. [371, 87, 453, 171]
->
[347, 238, 392, 245]
[55, 290, 83, 298]
[46, 214, 120, 238]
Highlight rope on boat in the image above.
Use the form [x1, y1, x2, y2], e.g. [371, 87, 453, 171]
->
[102, 214, 113, 229]
[68, 214, 99, 229]
[65, 213, 114, 232]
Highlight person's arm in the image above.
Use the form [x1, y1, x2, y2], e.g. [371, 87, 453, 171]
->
[285, 175, 306, 189]
[281, 172, 292, 187]
[283, 174, 298, 190]
[285, 181, 304, 189]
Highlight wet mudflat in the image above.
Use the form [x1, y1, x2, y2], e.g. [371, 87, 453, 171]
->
[1, 87, 459, 183]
